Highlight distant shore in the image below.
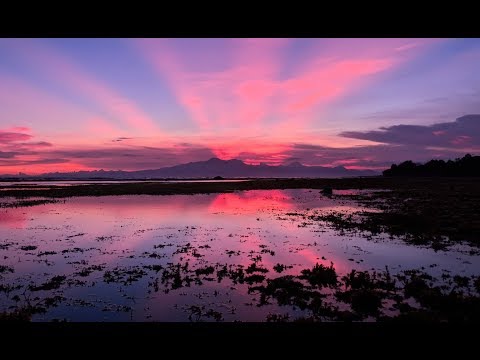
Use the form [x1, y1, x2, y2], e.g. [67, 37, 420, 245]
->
[0, 176, 477, 198]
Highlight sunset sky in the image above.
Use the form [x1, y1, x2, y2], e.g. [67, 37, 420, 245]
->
[1, 38, 479, 174]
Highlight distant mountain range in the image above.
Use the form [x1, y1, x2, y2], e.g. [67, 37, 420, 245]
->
[0, 158, 378, 180]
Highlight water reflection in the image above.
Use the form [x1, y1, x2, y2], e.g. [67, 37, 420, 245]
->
[0, 210, 31, 228]
[0, 189, 479, 322]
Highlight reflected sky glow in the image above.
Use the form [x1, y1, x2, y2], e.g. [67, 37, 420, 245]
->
[1, 190, 479, 321]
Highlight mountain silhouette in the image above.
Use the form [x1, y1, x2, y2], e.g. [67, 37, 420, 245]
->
[1, 158, 377, 179]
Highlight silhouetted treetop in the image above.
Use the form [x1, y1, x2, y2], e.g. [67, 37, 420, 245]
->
[383, 154, 480, 177]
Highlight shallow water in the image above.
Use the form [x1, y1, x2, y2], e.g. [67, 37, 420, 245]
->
[0, 189, 478, 321]
[0, 179, 250, 189]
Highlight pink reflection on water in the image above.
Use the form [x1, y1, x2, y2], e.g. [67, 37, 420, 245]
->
[0, 190, 372, 273]
[1, 188, 480, 321]
[0, 210, 29, 228]
[208, 190, 293, 214]
[296, 248, 351, 275]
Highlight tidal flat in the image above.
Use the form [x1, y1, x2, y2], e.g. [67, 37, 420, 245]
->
[1, 178, 479, 322]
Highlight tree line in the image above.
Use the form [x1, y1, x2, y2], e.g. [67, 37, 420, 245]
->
[383, 154, 480, 177]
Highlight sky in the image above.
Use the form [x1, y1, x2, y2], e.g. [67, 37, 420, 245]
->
[0, 38, 479, 174]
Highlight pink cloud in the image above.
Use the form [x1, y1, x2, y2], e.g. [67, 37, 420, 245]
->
[274, 58, 394, 132]
[135, 38, 431, 146]
[451, 135, 472, 145]
[18, 141, 52, 147]
[0, 131, 32, 143]
[208, 139, 292, 164]
[0, 162, 91, 175]
[0, 126, 48, 152]
[9, 126, 30, 132]
[135, 38, 287, 130]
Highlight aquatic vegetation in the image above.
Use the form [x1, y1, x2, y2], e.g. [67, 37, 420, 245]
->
[143, 264, 163, 273]
[61, 247, 95, 254]
[252, 276, 317, 310]
[266, 313, 290, 322]
[475, 277, 480, 293]
[244, 274, 266, 284]
[75, 265, 105, 277]
[299, 262, 337, 287]
[0, 265, 14, 274]
[0, 243, 15, 250]
[195, 266, 215, 276]
[273, 263, 292, 273]
[336, 289, 383, 316]
[184, 305, 223, 322]
[225, 250, 241, 257]
[103, 267, 147, 285]
[246, 263, 269, 274]
[0, 307, 32, 321]
[342, 269, 395, 292]
[95, 236, 115, 242]
[37, 251, 57, 257]
[228, 266, 245, 284]
[0, 199, 58, 208]
[2, 252, 480, 321]
[30, 275, 67, 292]
[153, 243, 174, 249]
[142, 251, 166, 259]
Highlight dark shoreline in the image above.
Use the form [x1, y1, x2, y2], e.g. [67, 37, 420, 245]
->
[0, 176, 478, 198]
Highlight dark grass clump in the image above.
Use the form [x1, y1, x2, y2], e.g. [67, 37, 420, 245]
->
[299, 262, 337, 287]
[195, 266, 215, 276]
[245, 263, 269, 274]
[273, 263, 292, 273]
[250, 276, 316, 310]
[0, 308, 32, 322]
[30, 275, 66, 292]
[103, 267, 147, 286]
[0, 265, 14, 274]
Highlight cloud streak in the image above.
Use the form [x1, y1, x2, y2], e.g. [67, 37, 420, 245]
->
[135, 39, 409, 134]
[8, 40, 162, 135]
[0, 131, 32, 143]
[340, 115, 480, 148]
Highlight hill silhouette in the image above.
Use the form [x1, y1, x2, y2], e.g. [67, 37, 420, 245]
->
[383, 154, 480, 177]
[0, 158, 378, 180]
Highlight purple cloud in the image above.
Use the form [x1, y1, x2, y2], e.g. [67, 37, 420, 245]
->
[0, 158, 69, 166]
[340, 115, 480, 148]
[38, 144, 217, 171]
[0, 131, 32, 143]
